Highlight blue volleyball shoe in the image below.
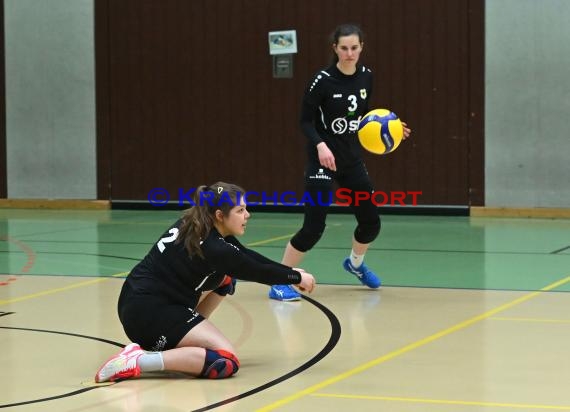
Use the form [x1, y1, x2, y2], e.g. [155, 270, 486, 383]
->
[343, 258, 381, 289]
[269, 284, 301, 301]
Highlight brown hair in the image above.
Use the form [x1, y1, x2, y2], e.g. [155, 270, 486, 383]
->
[330, 23, 365, 64]
[177, 182, 245, 258]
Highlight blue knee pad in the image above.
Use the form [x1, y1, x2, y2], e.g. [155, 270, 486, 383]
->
[354, 218, 381, 244]
[200, 349, 240, 379]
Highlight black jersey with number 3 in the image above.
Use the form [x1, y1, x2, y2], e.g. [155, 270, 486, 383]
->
[122, 219, 301, 308]
[300, 64, 373, 169]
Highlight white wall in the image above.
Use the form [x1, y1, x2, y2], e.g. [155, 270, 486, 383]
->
[485, 0, 570, 207]
[5, 0, 96, 198]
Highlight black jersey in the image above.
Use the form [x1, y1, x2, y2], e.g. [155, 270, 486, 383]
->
[122, 219, 301, 308]
[300, 64, 373, 169]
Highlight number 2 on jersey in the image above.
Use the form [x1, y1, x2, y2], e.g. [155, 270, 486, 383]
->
[157, 228, 179, 253]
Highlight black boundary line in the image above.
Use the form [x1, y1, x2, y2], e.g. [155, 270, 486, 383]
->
[190, 294, 341, 412]
[0, 312, 14, 317]
[0, 387, 97, 409]
[0, 327, 123, 409]
[111, 201, 470, 216]
[0, 251, 141, 261]
[551, 245, 570, 254]
[2, 240, 153, 245]
[0, 250, 143, 266]
[244, 244, 569, 256]
[0, 273, 125, 278]
[1, 245, 567, 257]
[0, 215, 175, 242]
[378, 283, 570, 294]
[0, 226, 111, 239]
[0, 295, 341, 411]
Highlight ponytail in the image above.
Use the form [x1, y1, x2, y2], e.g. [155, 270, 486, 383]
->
[178, 182, 245, 258]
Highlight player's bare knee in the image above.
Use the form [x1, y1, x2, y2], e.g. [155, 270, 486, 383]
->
[199, 349, 240, 379]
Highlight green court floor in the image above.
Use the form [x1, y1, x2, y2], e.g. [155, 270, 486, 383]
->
[1, 209, 569, 292]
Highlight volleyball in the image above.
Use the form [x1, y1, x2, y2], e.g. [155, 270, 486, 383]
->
[357, 109, 404, 155]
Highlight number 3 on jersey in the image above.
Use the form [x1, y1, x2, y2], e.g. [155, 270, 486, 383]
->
[347, 95, 357, 112]
[157, 228, 179, 252]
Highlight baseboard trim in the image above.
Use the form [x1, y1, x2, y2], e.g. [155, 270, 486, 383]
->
[0, 199, 110, 210]
[1, 200, 567, 218]
[110, 200, 470, 216]
[470, 207, 570, 218]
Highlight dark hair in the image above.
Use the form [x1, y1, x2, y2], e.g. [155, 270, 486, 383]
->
[330, 23, 365, 63]
[178, 181, 245, 258]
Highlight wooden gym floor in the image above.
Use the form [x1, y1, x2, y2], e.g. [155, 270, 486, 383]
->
[1, 209, 569, 411]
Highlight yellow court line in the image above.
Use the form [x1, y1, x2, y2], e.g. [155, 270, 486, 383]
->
[312, 393, 570, 410]
[246, 233, 294, 247]
[491, 316, 570, 324]
[256, 275, 570, 411]
[0, 272, 129, 306]
[0, 277, 108, 305]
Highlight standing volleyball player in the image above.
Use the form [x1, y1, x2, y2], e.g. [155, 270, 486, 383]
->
[95, 182, 315, 382]
[269, 24, 411, 301]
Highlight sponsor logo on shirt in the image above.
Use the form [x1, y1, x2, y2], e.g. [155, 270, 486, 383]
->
[308, 168, 332, 181]
[331, 117, 360, 134]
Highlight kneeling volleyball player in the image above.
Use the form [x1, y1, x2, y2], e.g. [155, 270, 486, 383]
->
[95, 182, 315, 382]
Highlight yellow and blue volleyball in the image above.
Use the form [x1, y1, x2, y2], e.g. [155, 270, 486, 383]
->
[357, 108, 404, 155]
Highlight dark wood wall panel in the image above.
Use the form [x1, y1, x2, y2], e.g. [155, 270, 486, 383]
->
[467, 0, 485, 206]
[96, 0, 484, 205]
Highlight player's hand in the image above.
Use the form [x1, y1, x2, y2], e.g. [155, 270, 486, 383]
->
[402, 122, 412, 140]
[316, 142, 337, 171]
[296, 271, 316, 293]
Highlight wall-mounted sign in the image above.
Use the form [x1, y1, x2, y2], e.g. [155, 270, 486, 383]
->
[268, 30, 297, 55]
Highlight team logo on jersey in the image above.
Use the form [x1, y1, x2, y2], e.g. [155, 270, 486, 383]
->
[333, 94, 342, 98]
[360, 89, 367, 99]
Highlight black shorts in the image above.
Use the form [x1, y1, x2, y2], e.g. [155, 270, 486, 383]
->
[304, 160, 374, 193]
[118, 283, 205, 351]
[302, 160, 376, 216]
